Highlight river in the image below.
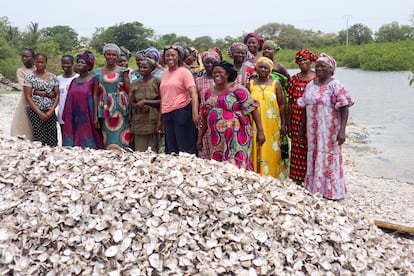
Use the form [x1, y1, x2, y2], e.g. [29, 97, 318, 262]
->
[289, 68, 414, 182]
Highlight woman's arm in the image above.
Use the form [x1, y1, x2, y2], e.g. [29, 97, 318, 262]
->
[337, 106, 349, 145]
[274, 80, 286, 137]
[46, 85, 59, 120]
[188, 85, 199, 127]
[251, 108, 265, 146]
[196, 117, 208, 150]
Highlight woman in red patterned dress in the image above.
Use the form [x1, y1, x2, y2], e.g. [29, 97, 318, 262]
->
[287, 49, 318, 184]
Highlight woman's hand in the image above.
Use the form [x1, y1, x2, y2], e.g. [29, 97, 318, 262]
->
[337, 129, 346, 145]
[256, 129, 265, 146]
[93, 116, 100, 129]
[192, 112, 200, 128]
[196, 136, 203, 150]
[156, 118, 163, 133]
[38, 110, 49, 122]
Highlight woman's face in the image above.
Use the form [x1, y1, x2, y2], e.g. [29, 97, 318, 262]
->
[262, 44, 275, 60]
[104, 49, 118, 66]
[135, 55, 145, 68]
[61, 57, 74, 74]
[246, 37, 259, 54]
[257, 62, 271, 79]
[315, 61, 332, 80]
[203, 57, 215, 74]
[232, 49, 247, 64]
[34, 56, 47, 72]
[297, 58, 311, 72]
[76, 59, 89, 73]
[117, 56, 129, 68]
[139, 62, 153, 77]
[213, 66, 229, 85]
[164, 49, 179, 69]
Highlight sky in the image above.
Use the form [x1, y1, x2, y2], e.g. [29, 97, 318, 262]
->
[3, 0, 413, 40]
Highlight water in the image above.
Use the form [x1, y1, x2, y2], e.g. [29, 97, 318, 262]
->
[289, 68, 414, 182]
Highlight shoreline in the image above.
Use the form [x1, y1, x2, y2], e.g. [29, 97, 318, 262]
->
[1, 92, 413, 226]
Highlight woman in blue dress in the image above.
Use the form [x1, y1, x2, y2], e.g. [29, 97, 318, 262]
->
[93, 43, 132, 150]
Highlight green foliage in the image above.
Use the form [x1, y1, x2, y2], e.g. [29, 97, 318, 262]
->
[90, 22, 154, 54]
[40, 25, 79, 52]
[375, 22, 414, 42]
[0, 36, 19, 79]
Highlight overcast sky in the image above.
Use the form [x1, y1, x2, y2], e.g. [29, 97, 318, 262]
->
[3, 0, 413, 40]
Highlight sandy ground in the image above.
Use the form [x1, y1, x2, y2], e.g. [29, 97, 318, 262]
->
[1, 93, 413, 231]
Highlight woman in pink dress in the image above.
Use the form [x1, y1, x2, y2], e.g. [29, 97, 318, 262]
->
[298, 53, 354, 200]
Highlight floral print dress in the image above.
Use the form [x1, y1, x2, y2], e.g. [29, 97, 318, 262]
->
[200, 86, 258, 170]
[298, 79, 354, 200]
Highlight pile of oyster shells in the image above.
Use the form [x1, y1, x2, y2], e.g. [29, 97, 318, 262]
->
[0, 137, 413, 275]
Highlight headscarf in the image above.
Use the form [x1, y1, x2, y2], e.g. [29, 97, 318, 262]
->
[119, 46, 132, 60]
[264, 40, 282, 53]
[255, 57, 274, 71]
[76, 50, 95, 70]
[140, 57, 157, 70]
[295, 49, 318, 64]
[135, 50, 145, 58]
[212, 61, 238, 82]
[201, 47, 222, 63]
[228, 42, 248, 58]
[144, 46, 161, 62]
[243, 33, 265, 51]
[317, 53, 337, 75]
[103, 43, 121, 57]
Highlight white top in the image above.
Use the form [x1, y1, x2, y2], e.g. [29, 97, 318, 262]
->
[57, 74, 79, 124]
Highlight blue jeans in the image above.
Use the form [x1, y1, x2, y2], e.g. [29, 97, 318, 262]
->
[162, 103, 197, 154]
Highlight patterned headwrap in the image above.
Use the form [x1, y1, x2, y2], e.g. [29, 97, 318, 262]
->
[76, 50, 95, 70]
[135, 50, 145, 58]
[103, 43, 121, 57]
[317, 53, 337, 75]
[243, 33, 265, 51]
[228, 42, 248, 58]
[255, 57, 274, 71]
[144, 46, 161, 62]
[295, 49, 318, 64]
[141, 57, 157, 70]
[212, 61, 238, 82]
[201, 47, 222, 62]
[264, 40, 282, 52]
[119, 46, 132, 60]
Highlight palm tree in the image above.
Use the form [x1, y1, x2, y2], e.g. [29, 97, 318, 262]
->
[23, 22, 40, 49]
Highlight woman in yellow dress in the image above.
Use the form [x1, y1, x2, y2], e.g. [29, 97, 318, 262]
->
[247, 57, 287, 179]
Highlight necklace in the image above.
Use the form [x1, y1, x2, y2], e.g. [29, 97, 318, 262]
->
[257, 79, 269, 100]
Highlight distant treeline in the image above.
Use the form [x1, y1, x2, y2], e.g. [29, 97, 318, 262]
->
[1, 17, 414, 80]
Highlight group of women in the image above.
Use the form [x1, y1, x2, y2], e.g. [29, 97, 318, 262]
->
[11, 32, 353, 200]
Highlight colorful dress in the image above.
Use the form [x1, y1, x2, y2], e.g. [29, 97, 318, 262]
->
[200, 86, 258, 170]
[130, 78, 161, 152]
[286, 74, 315, 183]
[95, 67, 132, 150]
[298, 79, 354, 200]
[195, 75, 214, 159]
[249, 79, 286, 179]
[24, 72, 59, 147]
[62, 77, 103, 149]
[235, 64, 255, 87]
